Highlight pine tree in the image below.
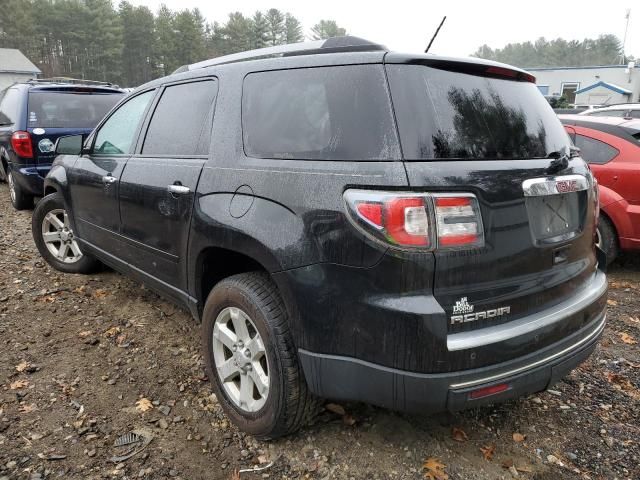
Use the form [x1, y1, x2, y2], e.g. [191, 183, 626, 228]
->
[311, 20, 347, 40]
[265, 8, 285, 46]
[284, 13, 303, 44]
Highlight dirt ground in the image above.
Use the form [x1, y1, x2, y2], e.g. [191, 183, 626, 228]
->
[0, 182, 638, 480]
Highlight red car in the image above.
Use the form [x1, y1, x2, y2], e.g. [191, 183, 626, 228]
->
[560, 115, 640, 263]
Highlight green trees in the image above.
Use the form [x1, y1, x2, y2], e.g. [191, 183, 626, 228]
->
[473, 35, 627, 68]
[0, 1, 347, 86]
[311, 20, 347, 40]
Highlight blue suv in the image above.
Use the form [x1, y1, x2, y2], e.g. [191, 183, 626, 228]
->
[0, 79, 124, 209]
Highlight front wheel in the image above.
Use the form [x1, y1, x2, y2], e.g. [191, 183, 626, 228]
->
[202, 272, 319, 439]
[32, 193, 101, 273]
[8, 170, 33, 210]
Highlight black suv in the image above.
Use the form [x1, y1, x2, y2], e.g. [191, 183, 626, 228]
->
[0, 79, 124, 209]
[32, 37, 607, 439]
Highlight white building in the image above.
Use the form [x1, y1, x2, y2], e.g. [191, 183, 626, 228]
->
[528, 63, 640, 106]
[0, 49, 41, 90]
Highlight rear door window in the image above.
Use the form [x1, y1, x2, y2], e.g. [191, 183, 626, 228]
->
[574, 134, 619, 164]
[242, 65, 400, 161]
[387, 65, 570, 160]
[142, 80, 218, 156]
[27, 91, 123, 128]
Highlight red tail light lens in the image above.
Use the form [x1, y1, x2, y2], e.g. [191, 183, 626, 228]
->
[11, 131, 33, 159]
[345, 190, 483, 250]
[434, 196, 483, 248]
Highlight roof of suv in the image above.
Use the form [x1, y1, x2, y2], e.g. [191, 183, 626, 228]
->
[11, 78, 123, 94]
[162, 36, 534, 85]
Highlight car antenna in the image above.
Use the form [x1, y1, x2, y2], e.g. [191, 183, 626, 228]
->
[425, 16, 447, 53]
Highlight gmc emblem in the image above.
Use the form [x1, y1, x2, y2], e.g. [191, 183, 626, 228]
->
[556, 180, 579, 193]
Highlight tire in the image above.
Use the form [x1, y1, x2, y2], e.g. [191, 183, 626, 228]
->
[32, 192, 101, 274]
[8, 170, 33, 210]
[202, 272, 319, 439]
[596, 215, 618, 265]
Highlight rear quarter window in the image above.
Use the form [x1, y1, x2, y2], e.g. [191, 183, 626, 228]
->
[242, 65, 400, 161]
[0, 88, 21, 125]
[387, 64, 570, 160]
[574, 134, 619, 164]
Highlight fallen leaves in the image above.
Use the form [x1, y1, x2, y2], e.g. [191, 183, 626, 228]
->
[229, 470, 241, 480]
[480, 444, 495, 461]
[18, 403, 37, 413]
[93, 289, 109, 299]
[15, 360, 31, 373]
[451, 426, 468, 442]
[324, 402, 357, 426]
[422, 458, 448, 480]
[325, 403, 345, 416]
[605, 371, 640, 400]
[135, 398, 153, 413]
[104, 326, 121, 338]
[607, 299, 618, 306]
[512, 432, 526, 443]
[10, 379, 29, 390]
[620, 332, 637, 345]
[502, 459, 533, 473]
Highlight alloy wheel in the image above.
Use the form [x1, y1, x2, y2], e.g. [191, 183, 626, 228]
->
[41, 209, 83, 264]
[212, 307, 270, 413]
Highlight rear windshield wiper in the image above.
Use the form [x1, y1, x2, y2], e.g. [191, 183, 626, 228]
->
[545, 149, 575, 174]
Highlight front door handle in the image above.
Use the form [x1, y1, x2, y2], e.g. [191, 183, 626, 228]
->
[167, 184, 191, 195]
[102, 175, 117, 185]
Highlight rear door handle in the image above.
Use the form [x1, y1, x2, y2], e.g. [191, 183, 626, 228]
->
[167, 184, 191, 195]
[102, 175, 117, 185]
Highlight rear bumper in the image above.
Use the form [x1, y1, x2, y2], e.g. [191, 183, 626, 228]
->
[299, 305, 606, 414]
[13, 165, 49, 196]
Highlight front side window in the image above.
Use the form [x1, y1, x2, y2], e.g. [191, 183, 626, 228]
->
[574, 134, 619, 164]
[94, 90, 154, 155]
[242, 65, 400, 161]
[142, 80, 217, 156]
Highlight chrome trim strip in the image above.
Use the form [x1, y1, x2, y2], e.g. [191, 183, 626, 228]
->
[449, 313, 606, 389]
[522, 174, 589, 197]
[447, 270, 607, 351]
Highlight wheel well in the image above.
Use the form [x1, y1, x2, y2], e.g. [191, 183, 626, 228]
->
[44, 185, 57, 196]
[599, 210, 618, 240]
[198, 247, 267, 311]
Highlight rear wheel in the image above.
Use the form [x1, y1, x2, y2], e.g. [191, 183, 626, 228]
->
[8, 170, 33, 210]
[596, 216, 618, 265]
[32, 193, 100, 273]
[202, 272, 319, 439]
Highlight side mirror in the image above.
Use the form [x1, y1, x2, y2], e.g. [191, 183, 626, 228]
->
[55, 134, 85, 155]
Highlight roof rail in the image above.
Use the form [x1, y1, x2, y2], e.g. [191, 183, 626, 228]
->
[175, 36, 387, 73]
[27, 77, 119, 88]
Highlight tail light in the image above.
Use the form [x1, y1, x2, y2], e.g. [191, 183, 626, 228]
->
[344, 190, 484, 250]
[11, 131, 33, 159]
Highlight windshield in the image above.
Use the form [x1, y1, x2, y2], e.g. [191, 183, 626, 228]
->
[387, 65, 571, 160]
[27, 91, 123, 128]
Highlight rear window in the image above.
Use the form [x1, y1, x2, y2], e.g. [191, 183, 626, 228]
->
[27, 91, 124, 128]
[242, 65, 400, 161]
[574, 134, 619, 164]
[387, 65, 570, 160]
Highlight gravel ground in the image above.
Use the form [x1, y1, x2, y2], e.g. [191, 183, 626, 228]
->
[0, 183, 638, 480]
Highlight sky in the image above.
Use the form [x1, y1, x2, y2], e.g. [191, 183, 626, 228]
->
[128, 0, 639, 61]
